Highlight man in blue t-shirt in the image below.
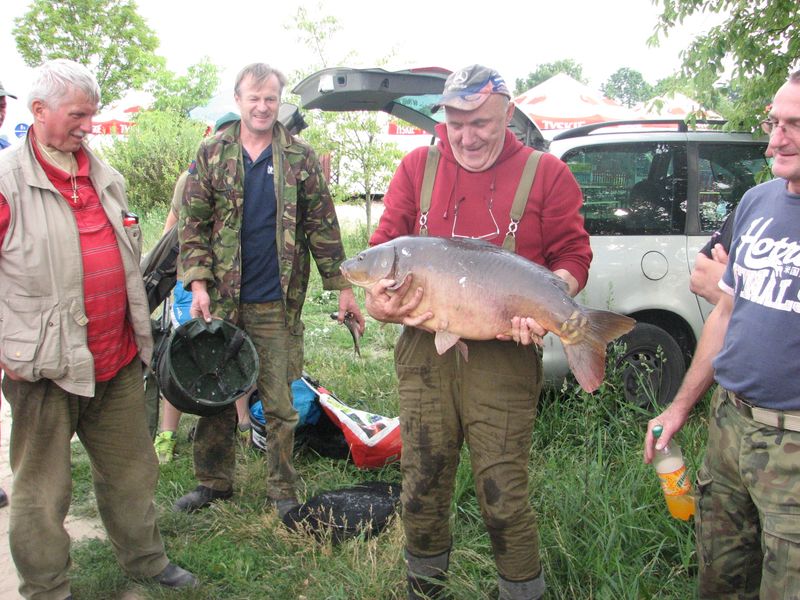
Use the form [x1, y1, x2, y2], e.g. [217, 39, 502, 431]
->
[644, 72, 800, 598]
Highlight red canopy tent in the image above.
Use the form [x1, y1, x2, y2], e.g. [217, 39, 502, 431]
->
[91, 91, 152, 136]
[513, 73, 637, 132]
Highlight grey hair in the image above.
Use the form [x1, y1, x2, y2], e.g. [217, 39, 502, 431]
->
[791, 69, 800, 84]
[234, 63, 287, 97]
[27, 59, 101, 111]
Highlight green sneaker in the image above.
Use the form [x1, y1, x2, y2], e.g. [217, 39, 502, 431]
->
[154, 430, 177, 464]
[237, 422, 252, 446]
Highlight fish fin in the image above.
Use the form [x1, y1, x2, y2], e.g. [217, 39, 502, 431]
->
[562, 309, 636, 393]
[456, 340, 469, 361]
[434, 331, 461, 355]
[582, 308, 637, 343]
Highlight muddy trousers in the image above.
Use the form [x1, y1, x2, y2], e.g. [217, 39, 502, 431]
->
[396, 328, 543, 583]
[193, 302, 301, 499]
[696, 387, 800, 600]
[3, 360, 168, 600]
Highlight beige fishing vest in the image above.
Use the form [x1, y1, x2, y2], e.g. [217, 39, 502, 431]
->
[0, 137, 153, 396]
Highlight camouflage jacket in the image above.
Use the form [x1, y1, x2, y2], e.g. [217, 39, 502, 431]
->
[179, 120, 350, 325]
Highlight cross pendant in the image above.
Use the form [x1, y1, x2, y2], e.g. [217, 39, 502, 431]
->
[71, 190, 79, 203]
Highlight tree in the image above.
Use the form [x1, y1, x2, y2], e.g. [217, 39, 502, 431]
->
[650, 0, 800, 129]
[329, 114, 405, 231]
[286, 5, 404, 232]
[601, 68, 654, 107]
[149, 58, 221, 116]
[100, 111, 206, 214]
[514, 59, 587, 95]
[13, 0, 162, 107]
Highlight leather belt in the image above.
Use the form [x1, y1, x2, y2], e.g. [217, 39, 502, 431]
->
[724, 389, 800, 432]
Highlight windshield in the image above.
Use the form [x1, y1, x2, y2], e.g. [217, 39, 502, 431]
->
[395, 94, 445, 124]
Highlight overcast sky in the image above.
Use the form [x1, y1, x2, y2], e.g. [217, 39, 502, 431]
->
[1, 0, 724, 140]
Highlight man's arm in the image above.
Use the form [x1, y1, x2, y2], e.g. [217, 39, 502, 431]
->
[643, 291, 733, 463]
[690, 245, 729, 305]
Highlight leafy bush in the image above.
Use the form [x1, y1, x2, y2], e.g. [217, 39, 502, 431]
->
[101, 110, 207, 214]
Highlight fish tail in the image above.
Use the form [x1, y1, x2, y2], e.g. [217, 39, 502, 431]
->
[561, 309, 636, 392]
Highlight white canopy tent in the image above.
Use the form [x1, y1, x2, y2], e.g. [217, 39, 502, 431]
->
[635, 92, 722, 120]
[513, 74, 637, 132]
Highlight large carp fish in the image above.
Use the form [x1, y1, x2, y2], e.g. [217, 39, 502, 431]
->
[340, 236, 635, 393]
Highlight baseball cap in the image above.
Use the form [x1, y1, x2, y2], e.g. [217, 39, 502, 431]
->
[0, 81, 17, 99]
[431, 65, 511, 113]
[214, 111, 239, 132]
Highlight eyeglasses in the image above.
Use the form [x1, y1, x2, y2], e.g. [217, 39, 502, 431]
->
[451, 194, 500, 241]
[760, 118, 800, 137]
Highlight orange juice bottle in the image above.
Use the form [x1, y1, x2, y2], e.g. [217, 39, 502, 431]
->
[652, 425, 695, 520]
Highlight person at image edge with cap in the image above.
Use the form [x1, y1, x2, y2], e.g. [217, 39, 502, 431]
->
[0, 59, 199, 599]
[0, 77, 15, 511]
[0, 79, 16, 150]
[644, 70, 800, 598]
[365, 64, 591, 599]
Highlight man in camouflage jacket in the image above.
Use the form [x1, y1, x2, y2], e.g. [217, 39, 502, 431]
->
[176, 63, 364, 515]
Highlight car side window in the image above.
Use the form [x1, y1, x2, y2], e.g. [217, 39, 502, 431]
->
[697, 142, 770, 233]
[563, 142, 687, 236]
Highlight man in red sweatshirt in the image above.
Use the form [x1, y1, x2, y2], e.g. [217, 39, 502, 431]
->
[366, 65, 591, 600]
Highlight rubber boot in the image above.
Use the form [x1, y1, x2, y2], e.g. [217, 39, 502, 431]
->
[406, 548, 449, 600]
[497, 573, 545, 600]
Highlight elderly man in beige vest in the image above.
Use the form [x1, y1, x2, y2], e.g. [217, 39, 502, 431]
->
[0, 59, 198, 600]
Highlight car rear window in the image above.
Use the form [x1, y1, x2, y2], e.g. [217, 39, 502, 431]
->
[697, 142, 770, 233]
[562, 142, 687, 236]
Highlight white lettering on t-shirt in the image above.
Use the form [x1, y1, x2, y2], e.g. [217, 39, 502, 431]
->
[734, 217, 800, 312]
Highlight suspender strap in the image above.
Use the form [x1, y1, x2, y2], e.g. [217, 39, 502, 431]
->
[418, 145, 440, 236]
[502, 150, 542, 252]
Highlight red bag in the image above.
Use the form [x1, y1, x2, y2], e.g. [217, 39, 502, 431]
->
[317, 388, 402, 469]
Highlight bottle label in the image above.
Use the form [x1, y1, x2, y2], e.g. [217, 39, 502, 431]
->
[657, 465, 691, 496]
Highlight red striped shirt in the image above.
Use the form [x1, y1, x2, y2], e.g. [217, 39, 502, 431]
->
[0, 134, 137, 382]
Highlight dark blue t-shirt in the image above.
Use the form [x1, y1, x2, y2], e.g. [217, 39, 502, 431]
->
[240, 145, 281, 303]
[714, 178, 800, 409]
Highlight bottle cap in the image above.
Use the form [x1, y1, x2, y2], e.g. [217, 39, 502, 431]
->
[652, 424, 663, 438]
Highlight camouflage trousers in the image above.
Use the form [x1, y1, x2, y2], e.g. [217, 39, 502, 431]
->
[192, 301, 302, 500]
[395, 327, 543, 581]
[696, 386, 800, 600]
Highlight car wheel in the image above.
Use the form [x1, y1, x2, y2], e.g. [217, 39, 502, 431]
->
[614, 323, 684, 407]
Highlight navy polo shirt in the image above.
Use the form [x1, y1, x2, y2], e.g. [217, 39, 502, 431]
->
[240, 145, 281, 302]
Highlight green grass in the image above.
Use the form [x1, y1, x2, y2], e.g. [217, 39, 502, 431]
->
[65, 222, 709, 599]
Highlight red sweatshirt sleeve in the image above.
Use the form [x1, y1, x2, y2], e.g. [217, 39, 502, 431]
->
[0, 193, 9, 249]
[532, 154, 592, 290]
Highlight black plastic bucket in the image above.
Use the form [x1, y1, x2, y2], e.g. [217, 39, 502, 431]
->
[157, 318, 258, 417]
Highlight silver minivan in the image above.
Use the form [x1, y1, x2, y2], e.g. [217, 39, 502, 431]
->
[293, 67, 770, 405]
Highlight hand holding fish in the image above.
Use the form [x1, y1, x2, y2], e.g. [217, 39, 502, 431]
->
[365, 275, 433, 328]
[496, 316, 546, 346]
[336, 288, 366, 335]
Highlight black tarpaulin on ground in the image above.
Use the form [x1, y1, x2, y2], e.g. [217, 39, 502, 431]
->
[281, 481, 401, 544]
